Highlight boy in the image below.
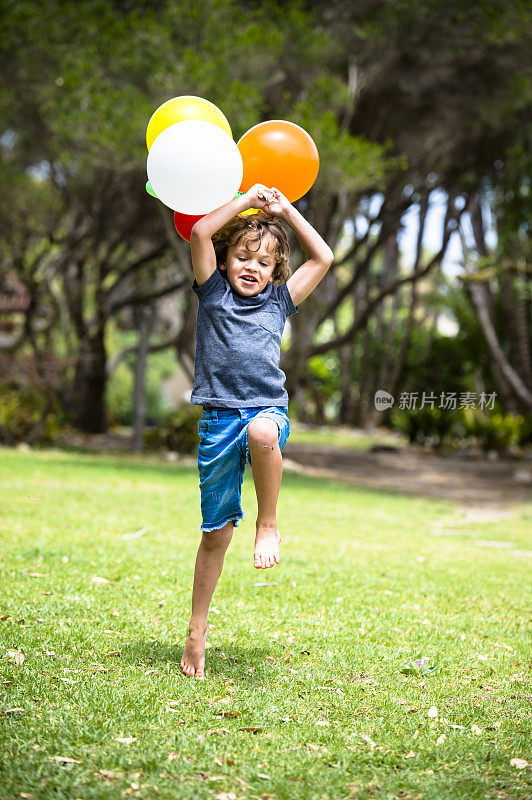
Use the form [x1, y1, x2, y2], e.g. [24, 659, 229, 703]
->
[181, 184, 333, 678]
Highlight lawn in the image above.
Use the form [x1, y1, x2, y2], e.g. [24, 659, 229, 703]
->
[0, 446, 530, 800]
[286, 421, 408, 451]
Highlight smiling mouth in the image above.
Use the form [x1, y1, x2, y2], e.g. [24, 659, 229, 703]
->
[240, 276, 258, 284]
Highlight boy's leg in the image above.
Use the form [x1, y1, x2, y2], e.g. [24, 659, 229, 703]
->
[247, 417, 283, 569]
[181, 521, 234, 678]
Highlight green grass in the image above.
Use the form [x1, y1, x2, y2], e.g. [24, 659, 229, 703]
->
[287, 421, 408, 450]
[0, 446, 531, 800]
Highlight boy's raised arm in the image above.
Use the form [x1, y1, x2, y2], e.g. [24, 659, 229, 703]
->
[265, 188, 334, 307]
[189, 186, 273, 286]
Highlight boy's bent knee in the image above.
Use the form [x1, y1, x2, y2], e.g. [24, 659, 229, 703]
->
[247, 418, 279, 449]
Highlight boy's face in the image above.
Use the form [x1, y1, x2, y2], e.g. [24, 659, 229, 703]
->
[220, 233, 277, 297]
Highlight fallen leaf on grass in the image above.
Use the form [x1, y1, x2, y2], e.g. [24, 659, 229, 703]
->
[5, 649, 26, 665]
[510, 758, 528, 769]
[306, 743, 327, 754]
[29, 573, 44, 578]
[359, 734, 383, 750]
[95, 769, 118, 780]
[239, 726, 262, 733]
[115, 736, 137, 745]
[208, 728, 231, 735]
[214, 793, 237, 800]
[436, 735, 446, 745]
[471, 724, 482, 735]
[91, 576, 109, 585]
[251, 582, 279, 587]
[427, 706, 438, 718]
[216, 710, 240, 718]
[49, 756, 82, 764]
[122, 527, 148, 540]
[4, 707, 25, 714]
[404, 751, 416, 759]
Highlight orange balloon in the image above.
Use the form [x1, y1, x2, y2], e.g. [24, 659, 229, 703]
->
[237, 120, 319, 202]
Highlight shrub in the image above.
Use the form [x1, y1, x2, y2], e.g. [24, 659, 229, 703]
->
[0, 382, 69, 445]
[459, 407, 525, 452]
[390, 405, 459, 448]
[143, 403, 202, 454]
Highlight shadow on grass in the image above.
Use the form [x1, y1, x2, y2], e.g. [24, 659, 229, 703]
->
[119, 637, 272, 683]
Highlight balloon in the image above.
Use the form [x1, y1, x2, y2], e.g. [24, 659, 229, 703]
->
[238, 120, 319, 202]
[173, 210, 205, 242]
[145, 180, 157, 198]
[147, 120, 243, 214]
[146, 95, 232, 151]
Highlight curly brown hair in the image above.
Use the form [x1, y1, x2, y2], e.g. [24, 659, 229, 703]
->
[211, 213, 291, 286]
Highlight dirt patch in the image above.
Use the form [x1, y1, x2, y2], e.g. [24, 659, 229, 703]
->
[282, 442, 532, 509]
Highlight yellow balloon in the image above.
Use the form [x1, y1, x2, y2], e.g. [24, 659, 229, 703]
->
[239, 208, 263, 216]
[146, 95, 232, 150]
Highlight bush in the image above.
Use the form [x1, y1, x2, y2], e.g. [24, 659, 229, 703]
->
[390, 403, 530, 453]
[143, 403, 202, 454]
[459, 407, 525, 452]
[390, 405, 459, 448]
[0, 382, 69, 445]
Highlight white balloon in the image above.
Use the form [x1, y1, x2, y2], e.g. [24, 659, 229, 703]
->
[146, 119, 243, 215]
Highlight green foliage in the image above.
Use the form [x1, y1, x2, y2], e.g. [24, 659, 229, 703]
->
[391, 402, 530, 453]
[390, 405, 460, 448]
[460, 407, 526, 452]
[0, 382, 68, 445]
[143, 402, 202, 454]
[307, 353, 341, 399]
[105, 362, 134, 426]
[105, 349, 176, 426]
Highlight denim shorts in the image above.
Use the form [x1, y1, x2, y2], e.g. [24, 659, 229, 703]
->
[196, 405, 290, 533]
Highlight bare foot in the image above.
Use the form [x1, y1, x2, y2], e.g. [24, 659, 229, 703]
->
[254, 526, 281, 569]
[180, 624, 208, 678]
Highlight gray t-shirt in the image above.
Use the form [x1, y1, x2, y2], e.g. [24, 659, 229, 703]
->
[190, 267, 299, 408]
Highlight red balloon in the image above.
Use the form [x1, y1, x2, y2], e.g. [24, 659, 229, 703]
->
[173, 210, 205, 242]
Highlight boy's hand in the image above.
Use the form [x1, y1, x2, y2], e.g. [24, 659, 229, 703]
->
[245, 184, 292, 217]
[262, 187, 291, 218]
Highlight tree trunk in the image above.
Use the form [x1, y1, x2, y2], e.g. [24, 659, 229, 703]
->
[73, 331, 107, 433]
[502, 270, 532, 390]
[467, 280, 532, 410]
